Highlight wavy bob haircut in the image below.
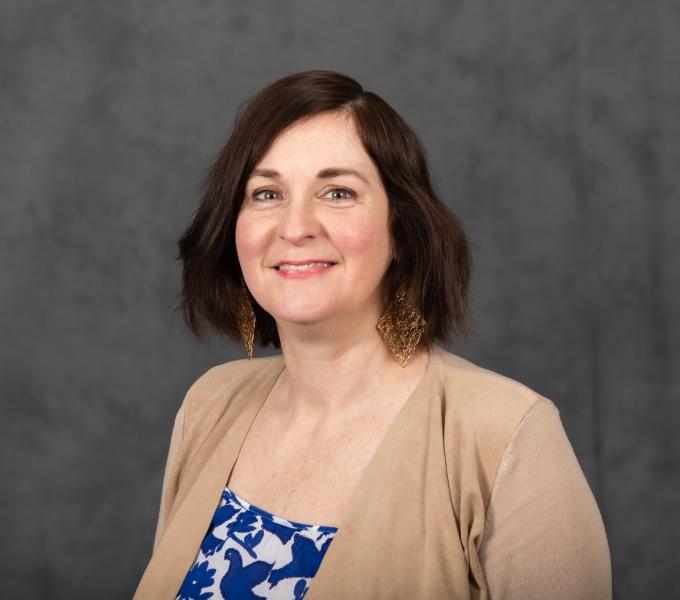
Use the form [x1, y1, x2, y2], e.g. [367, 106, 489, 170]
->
[176, 69, 473, 351]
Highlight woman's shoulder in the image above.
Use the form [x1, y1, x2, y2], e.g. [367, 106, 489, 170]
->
[179, 353, 285, 426]
[429, 343, 556, 432]
[192, 353, 283, 387]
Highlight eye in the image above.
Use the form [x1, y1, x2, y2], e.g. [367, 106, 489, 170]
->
[322, 188, 356, 201]
[251, 189, 281, 202]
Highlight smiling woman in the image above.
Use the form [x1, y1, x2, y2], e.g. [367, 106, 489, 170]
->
[134, 70, 611, 600]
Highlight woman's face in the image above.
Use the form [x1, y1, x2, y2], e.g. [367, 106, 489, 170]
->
[235, 110, 393, 331]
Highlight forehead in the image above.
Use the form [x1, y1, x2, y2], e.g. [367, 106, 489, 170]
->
[252, 111, 375, 175]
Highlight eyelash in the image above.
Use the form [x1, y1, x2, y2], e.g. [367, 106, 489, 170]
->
[250, 188, 356, 202]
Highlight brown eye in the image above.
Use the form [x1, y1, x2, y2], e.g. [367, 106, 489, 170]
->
[323, 188, 355, 201]
[252, 189, 281, 202]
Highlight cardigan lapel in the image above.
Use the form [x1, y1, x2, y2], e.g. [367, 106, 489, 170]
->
[133, 356, 286, 600]
[304, 345, 445, 600]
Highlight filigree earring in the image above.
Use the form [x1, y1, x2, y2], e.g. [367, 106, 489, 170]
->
[237, 278, 256, 360]
[376, 283, 427, 367]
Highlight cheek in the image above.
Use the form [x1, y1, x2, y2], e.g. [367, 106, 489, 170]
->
[336, 213, 391, 266]
[235, 216, 264, 269]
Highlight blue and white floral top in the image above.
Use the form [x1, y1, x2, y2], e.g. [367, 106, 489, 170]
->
[175, 486, 338, 600]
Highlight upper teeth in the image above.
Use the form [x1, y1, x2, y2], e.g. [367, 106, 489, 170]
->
[278, 262, 333, 271]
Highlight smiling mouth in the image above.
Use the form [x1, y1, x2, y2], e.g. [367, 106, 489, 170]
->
[275, 261, 335, 271]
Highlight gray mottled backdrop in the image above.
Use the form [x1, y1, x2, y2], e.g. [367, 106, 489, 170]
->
[2, 1, 678, 598]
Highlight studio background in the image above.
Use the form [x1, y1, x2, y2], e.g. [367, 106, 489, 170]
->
[2, 1, 678, 598]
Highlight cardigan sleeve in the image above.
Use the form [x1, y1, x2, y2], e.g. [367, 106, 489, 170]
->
[478, 396, 612, 600]
[152, 402, 185, 552]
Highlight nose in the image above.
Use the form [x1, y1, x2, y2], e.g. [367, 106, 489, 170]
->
[277, 197, 321, 244]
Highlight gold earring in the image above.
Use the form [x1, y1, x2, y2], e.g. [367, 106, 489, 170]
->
[237, 278, 256, 360]
[376, 283, 426, 367]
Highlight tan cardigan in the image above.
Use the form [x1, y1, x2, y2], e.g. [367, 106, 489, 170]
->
[134, 344, 612, 599]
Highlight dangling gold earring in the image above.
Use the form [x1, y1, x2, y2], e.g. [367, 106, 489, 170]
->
[376, 283, 427, 367]
[237, 278, 256, 360]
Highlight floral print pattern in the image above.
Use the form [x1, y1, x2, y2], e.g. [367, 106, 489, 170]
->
[175, 487, 338, 599]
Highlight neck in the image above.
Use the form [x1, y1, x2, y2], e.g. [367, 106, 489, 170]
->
[271, 318, 430, 422]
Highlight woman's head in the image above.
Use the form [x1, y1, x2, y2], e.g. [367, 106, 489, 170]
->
[235, 110, 394, 338]
[177, 69, 473, 350]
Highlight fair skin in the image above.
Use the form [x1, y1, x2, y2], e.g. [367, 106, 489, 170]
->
[230, 110, 430, 526]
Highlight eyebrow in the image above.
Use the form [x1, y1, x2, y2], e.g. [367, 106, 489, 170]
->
[249, 167, 369, 186]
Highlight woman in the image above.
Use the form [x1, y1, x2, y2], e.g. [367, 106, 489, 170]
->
[134, 70, 611, 599]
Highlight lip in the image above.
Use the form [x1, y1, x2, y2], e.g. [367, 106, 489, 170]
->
[273, 261, 337, 279]
[273, 259, 337, 267]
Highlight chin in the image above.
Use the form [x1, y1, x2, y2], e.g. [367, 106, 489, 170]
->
[270, 303, 342, 325]
[275, 311, 336, 326]
[266, 293, 337, 316]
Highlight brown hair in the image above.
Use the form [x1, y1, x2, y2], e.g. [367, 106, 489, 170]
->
[176, 69, 473, 351]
